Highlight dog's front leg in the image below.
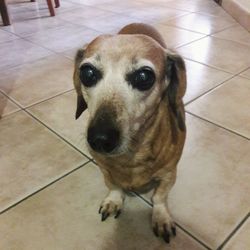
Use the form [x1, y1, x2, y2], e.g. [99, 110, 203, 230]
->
[151, 171, 176, 243]
[99, 170, 125, 221]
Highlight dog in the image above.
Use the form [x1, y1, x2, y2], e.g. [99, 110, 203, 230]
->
[73, 23, 186, 244]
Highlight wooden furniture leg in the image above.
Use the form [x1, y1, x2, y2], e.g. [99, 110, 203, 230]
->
[0, 0, 11, 26]
[46, 0, 55, 16]
[54, 0, 60, 8]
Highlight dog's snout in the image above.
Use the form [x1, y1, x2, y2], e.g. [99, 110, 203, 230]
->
[87, 126, 120, 153]
[87, 106, 120, 154]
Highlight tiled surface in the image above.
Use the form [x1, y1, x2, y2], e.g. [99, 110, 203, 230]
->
[25, 24, 101, 52]
[0, 92, 20, 118]
[142, 114, 250, 249]
[212, 24, 250, 47]
[184, 59, 232, 104]
[240, 68, 250, 79]
[0, 54, 74, 107]
[1, 0, 250, 248]
[2, 17, 71, 37]
[0, 39, 53, 71]
[0, 162, 206, 250]
[177, 36, 250, 74]
[153, 24, 206, 48]
[0, 29, 19, 43]
[0, 111, 87, 212]
[224, 218, 250, 250]
[166, 13, 235, 35]
[186, 76, 250, 138]
[28, 91, 91, 158]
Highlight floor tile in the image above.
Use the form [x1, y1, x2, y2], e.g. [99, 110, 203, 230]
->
[240, 67, 250, 79]
[0, 92, 20, 118]
[186, 76, 250, 138]
[166, 13, 235, 35]
[0, 162, 206, 250]
[66, 0, 114, 5]
[160, 0, 233, 18]
[177, 36, 250, 74]
[224, 218, 250, 250]
[79, 13, 141, 33]
[142, 114, 250, 248]
[57, 6, 113, 25]
[26, 0, 80, 14]
[2, 17, 71, 37]
[25, 24, 100, 53]
[184, 59, 232, 104]
[97, 1, 151, 14]
[0, 29, 19, 43]
[0, 111, 87, 212]
[0, 54, 74, 107]
[153, 24, 205, 48]
[0, 38, 53, 71]
[212, 24, 250, 47]
[7, 3, 49, 22]
[28, 91, 91, 157]
[126, 6, 188, 23]
[61, 47, 78, 61]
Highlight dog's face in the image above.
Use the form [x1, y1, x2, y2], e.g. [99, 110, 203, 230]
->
[74, 34, 186, 155]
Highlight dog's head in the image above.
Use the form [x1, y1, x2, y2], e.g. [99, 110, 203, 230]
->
[73, 27, 186, 155]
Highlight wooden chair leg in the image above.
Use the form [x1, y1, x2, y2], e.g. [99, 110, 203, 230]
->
[0, 0, 11, 26]
[46, 0, 55, 16]
[54, 0, 60, 8]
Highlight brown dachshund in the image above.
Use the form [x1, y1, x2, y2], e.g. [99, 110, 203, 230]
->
[73, 23, 186, 244]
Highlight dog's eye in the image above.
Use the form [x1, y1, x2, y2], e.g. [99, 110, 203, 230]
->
[79, 64, 101, 87]
[128, 67, 155, 91]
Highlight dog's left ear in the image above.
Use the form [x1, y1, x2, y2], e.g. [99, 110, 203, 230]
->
[74, 48, 88, 119]
[165, 50, 187, 131]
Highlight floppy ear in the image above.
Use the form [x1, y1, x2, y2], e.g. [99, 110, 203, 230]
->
[73, 48, 88, 119]
[165, 50, 187, 131]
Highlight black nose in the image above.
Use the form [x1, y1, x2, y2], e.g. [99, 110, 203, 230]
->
[87, 126, 120, 153]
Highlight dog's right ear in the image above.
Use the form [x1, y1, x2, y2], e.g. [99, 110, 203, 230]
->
[73, 48, 88, 120]
[75, 94, 87, 119]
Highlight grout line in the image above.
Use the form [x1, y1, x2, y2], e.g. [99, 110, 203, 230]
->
[0, 160, 91, 215]
[186, 111, 250, 140]
[24, 88, 74, 109]
[181, 57, 236, 74]
[24, 108, 92, 160]
[217, 212, 250, 250]
[175, 34, 209, 48]
[134, 192, 212, 250]
[176, 223, 213, 250]
[184, 74, 235, 106]
[185, 65, 250, 107]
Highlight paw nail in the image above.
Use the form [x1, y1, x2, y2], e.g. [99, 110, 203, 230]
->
[101, 212, 110, 221]
[114, 210, 121, 219]
[153, 223, 159, 237]
[171, 226, 176, 236]
[98, 206, 102, 214]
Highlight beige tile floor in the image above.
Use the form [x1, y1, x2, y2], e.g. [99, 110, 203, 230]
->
[0, 0, 249, 249]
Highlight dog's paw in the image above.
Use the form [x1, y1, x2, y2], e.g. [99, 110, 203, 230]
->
[99, 190, 124, 221]
[152, 204, 176, 244]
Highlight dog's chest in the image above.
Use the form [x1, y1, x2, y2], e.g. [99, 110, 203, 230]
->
[98, 156, 160, 192]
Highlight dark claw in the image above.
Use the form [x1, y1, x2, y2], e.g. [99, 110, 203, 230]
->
[163, 224, 170, 244]
[153, 223, 159, 237]
[101, 212, 110, 221]
[114, 209, 121, 219]
[171, 226, 176, 236]
[98, 206, 102, 214]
